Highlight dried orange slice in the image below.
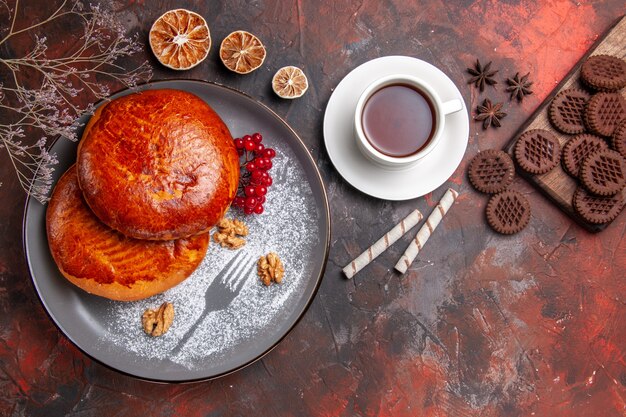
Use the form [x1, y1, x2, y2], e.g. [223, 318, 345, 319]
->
[219, 31, 266, 74]
[149, 9, 211, 70]
[272, 66, 309, 99]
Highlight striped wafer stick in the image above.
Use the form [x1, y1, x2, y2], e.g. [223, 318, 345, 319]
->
[343, 209, 423, 279]
[394, 188, 459, 274]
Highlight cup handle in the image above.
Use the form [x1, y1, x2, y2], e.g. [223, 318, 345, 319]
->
[441, 98, 463, 115]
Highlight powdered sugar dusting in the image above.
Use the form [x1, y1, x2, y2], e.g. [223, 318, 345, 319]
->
[99, 145, 320, 370]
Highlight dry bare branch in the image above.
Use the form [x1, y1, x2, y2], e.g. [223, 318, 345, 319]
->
[0, 0, 152, 203]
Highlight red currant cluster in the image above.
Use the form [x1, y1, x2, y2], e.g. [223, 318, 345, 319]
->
[232, 132, 277, 214]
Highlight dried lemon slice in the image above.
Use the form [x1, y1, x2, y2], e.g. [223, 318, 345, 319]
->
[149, 9, 211, 70]
[219, 30, 266, 74]
[272, 66, 308, 99]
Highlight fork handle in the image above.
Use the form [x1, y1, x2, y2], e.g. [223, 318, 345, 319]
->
[170, 309, 209, 356]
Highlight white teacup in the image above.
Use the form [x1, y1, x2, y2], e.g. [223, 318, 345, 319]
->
[354, 74, 463, 169]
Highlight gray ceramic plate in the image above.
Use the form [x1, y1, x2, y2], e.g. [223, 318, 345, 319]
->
[23, 80, 330, 382]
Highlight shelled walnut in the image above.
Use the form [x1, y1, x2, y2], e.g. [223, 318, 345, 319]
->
[213, 218, 248, 249]
[142, 302, 174, 337]
[258, 252, 285, 286]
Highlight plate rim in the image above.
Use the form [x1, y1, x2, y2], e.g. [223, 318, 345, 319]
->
[21, 78, 331, 384]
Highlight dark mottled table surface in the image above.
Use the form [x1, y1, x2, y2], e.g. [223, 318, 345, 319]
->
[1, 1, 625, 416]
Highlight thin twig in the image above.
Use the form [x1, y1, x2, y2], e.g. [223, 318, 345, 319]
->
[0, 0, 152, 203]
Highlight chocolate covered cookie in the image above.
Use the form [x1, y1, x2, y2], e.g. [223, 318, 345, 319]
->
[486, 190, 531, 235]
[514, 129, 561, 175]
[548, 89, 590, 134]
[581, 55, 626, 92]
[573, 186, 625, 224]
[585, 92, 626, 137]
[612, 119, 626, 159]
[580, 149, 626, 196]
[468, 150, 514, 194]
[561, 134, 608, 178]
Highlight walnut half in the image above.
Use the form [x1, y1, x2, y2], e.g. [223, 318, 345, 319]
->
[258, 252, 285, 286]
[142, 302, 174, 337]
[213, 218, 248, 249]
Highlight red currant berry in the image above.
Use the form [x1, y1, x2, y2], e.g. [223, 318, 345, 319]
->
[252, 132, 263, 143]
[234, 196, 245, 207]
[242, 134, 252, 142]
[263, 148, 276, 159]
[244, 206, 254, 215]
[244, 140, 255, 152]
[255, 186, 267, 197]
[246, 162, 257, 172]
[245, 196, 257, 208]
[255, 143, 265, 154]
[258, 195, 266, 204]
[263, 176, 273, 186]
[264, 159, 273, 170]
[250, 170, 264, 184]
[256, 158, 266, 169]
[253, 204, 264, 214]
[244, 185, 256, 196]
[234, 138, 244, 149]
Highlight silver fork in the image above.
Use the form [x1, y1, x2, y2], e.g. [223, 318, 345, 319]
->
[171, 251, 255, 355]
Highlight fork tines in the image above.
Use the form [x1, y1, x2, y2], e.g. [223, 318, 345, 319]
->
[222, 251, 255, 291]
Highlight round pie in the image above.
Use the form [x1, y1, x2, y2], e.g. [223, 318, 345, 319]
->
[46, 166, 209, 301]
[77, 89, 240, 240]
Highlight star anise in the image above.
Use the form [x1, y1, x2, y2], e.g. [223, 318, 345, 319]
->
[467, 59, 498, 92]
[475, 98, 507, 129]
[506, 72, 533, 102]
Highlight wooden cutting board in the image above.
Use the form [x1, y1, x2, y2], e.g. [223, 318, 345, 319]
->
[504, 15, 626, 233]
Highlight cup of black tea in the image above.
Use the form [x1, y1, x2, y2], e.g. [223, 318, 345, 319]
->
[354, 74, 463, 169]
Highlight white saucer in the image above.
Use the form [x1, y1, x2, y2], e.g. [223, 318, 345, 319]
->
[323, 56, 469, 200]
